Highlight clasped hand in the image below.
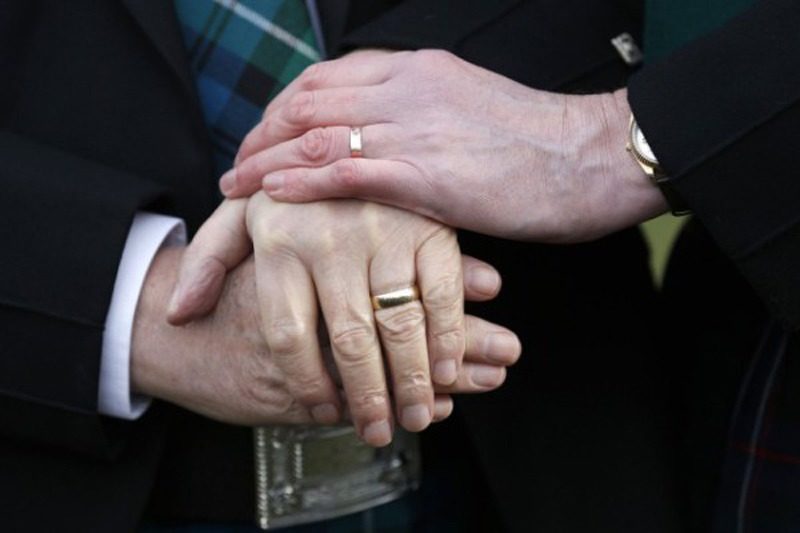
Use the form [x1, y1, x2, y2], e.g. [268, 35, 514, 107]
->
[222, 49, 667, 241]
[163, 194, 520, 446]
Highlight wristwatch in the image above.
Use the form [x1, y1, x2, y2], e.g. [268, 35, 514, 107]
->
[627, 115, 691, 216]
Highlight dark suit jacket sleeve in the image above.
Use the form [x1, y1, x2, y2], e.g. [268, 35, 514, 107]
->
[0, 130, 168, 456]
[338, 0, 642, 92]
[627, 0, 800, 330]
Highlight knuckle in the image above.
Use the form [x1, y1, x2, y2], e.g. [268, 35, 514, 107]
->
[351, 389, 388, 413]
[238, 156, 264, 181]
[257, 119, 274, 142]
[240, 364, 298, 416]
[330, 321, 377, 364]
[398, 387, 430, 408]
[397, 370, 431, 399]
[237, 137, 255, 159]
[331, 159, 362, 189]
[376, 305, 425, 344]
[298, 127, 333, 164]
[253, 120, 273, 144]
[422, 271, 462, 310]
[299, 62, 325, 90]
[265, 319, 311, 356]
[401, 369, 430, 387]
[291, 375, 331, 403]
[285, 91, 316, 125]
[416, 49, 456, 69]
[432, 328, 465, 359]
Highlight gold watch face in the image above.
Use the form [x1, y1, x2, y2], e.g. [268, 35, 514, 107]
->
[631, 122, 658, 165]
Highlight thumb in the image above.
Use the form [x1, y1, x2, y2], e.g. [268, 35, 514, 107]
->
[167, 200, 252, 325]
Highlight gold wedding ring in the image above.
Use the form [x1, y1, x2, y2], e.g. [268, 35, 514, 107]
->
[349, 127, 363, 158]
[371, 286, 420, 310]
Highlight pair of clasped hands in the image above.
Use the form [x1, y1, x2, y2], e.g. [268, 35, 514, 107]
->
[136, 50, 525, 448]
[138, 49, 665, 447]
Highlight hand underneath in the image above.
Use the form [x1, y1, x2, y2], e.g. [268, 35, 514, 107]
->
[222, 50, 667, 242]
[133, 246, 519, 429]
[165, 197, 521, 445]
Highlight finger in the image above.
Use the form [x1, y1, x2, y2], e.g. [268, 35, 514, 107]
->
[428, 313, 521, 395]
[435, 364, 507, 394]
[462, 255, 502, 302]
[433, 395, 453, 422]
[237, 86, 385, 165]
[253, 244, 341, 425]
[167, 200, 251, 325]
[430, 316, 521, 395]
[416, 229, 465, 387]
[221, 124, 389, 198]
[463, 314, 522, 367]
[261, 158, 426, 216]
[262, 51, 396, 122]
[314, 258, 394, 447]
[371, 244, 435, 434]
[235, 52, 401, 164]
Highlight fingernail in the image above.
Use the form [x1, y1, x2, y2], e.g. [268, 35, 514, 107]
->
[483, 332, 521, 364]
[433, 359, 457, 385]
[468, 266, 500, 296]
[401, 404, 432, 432]
[470, 366, 504, 388]
[311, 403, 339, 424]
[363, 419, 392, 447]
[262, 173, 285, 193]
[219, 169, 236, 195]
[433, 398, 454, 421]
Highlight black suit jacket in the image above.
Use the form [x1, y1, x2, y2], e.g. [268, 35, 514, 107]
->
[0, 2, 671, 531]
[5, 0, 794, 532]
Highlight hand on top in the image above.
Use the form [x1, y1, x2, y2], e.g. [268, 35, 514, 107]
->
[222, 49, 667, 242]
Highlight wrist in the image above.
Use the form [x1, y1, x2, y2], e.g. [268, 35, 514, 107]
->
[538, 90, 665, 242]
[130, 246, 184, 399]
[593, 89, 668, 230]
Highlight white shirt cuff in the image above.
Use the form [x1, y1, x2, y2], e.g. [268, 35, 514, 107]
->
[99, 212, 186, 420]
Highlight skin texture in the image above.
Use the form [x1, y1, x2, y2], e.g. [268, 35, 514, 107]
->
[134, 246, 521, 432]
[221, 49, 669, 242]
[161, 197, 521, 446]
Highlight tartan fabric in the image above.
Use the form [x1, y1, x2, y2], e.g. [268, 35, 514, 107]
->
[173, 0, 322, 176]
[712, 324, 800, 532]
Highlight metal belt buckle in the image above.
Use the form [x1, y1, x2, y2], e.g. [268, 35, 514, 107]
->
[253, 425, 420, 530]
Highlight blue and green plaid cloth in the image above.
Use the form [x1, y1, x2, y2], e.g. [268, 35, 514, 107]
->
[173, 0, 322, 176]
[712, 324, 800, 532]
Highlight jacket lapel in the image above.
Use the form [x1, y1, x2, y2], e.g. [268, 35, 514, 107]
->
[119, 0, 196, 97]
